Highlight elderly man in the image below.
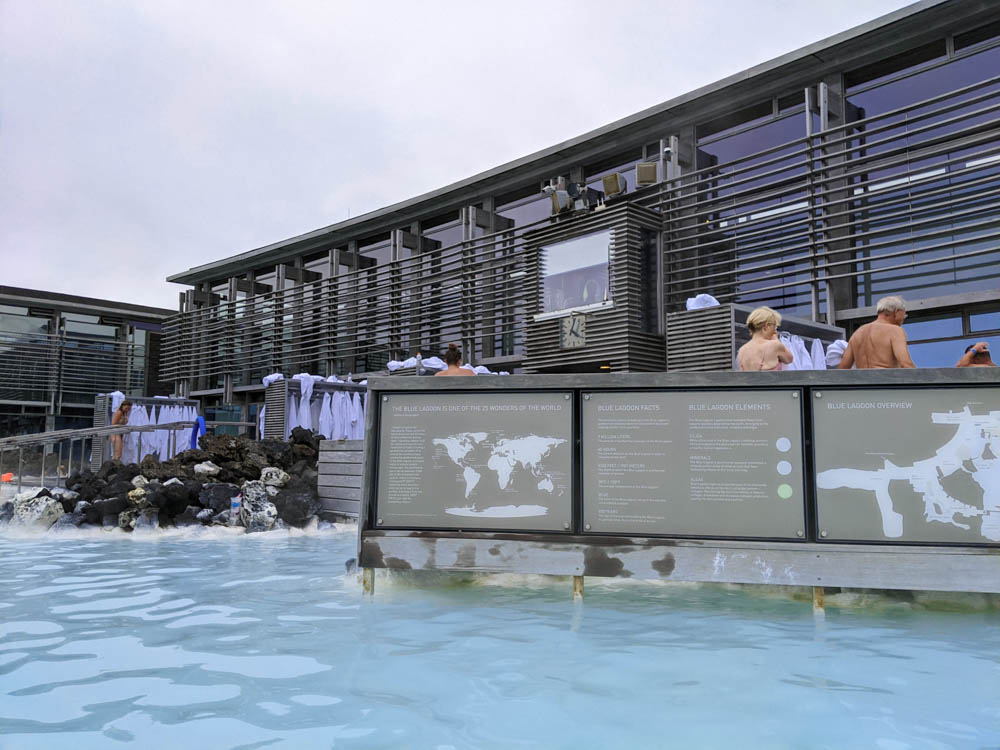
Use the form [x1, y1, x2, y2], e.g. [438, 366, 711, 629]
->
[956, 342, 996, 367]
[838, 296, 915, 369]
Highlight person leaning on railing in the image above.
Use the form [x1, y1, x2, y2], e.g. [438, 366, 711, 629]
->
[838, 295, 915, 369]
[956, 342, 996, 368]
[737, 307, 794, 372]
[111, 400, 132, 460]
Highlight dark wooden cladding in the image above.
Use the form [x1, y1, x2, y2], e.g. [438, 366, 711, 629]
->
[523, 204, 665, 373]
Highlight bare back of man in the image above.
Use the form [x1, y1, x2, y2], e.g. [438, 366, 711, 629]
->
[839, 320, 915, 369]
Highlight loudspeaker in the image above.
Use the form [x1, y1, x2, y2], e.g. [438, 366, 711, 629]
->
[602, 173, 627, 197]
[636, 162, 658, 186]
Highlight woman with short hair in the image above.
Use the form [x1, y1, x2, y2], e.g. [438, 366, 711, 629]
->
[736, 307, 794, 372]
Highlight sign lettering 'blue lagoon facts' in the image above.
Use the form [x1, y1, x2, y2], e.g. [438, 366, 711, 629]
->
[582, 391, 806, 538]
[377, 392, 573, 530]
[814, 387, 1000, 544]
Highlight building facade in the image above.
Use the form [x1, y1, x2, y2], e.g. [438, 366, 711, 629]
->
[164, 0, 1000, 413]
[0, 287, 173, 437]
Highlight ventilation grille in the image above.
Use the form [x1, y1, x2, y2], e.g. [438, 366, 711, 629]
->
[665, 305, 735, 372]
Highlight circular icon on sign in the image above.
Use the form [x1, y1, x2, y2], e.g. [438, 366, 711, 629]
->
[777, 484, 793, 499]
[776, 437, 791, 453]
[776, 460, 792, 476]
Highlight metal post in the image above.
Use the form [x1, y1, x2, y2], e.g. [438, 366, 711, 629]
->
[17, 448, 23, 494]
[813, 586, 825, 617]
[362, 568, 375, 595]
[57, 441, 64, 486]
[573, 575, 584, 601]
[39, 447, 45, 490]
[137, 432, 143, 463]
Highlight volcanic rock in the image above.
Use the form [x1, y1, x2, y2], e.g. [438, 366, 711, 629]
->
[133, 508, 159, 531]
[261, 467, 290, 487]
[131, 475, 149, 489]
[198, 483, 241, 514]
[118, 508, 140, 531]
[199, 434, 246, 464]
[14, 487, 51, 503]
[193, 461, 222, 477]
[212, 509, 231, 525]
[102, 480, 134, 500]
[51, 512, 85, 530]
[92, 496, 128, 519]
[13, 494, 64, 529]
[127, 488, 151, 509]
[272, 484, 320, 528]
[195, 508, 214, 523]
[291, 444, 317, 462]
[239, 480, 277, 532]
[0, 500, 13, 524]
[163, 477, 184, 487]
[174, 505, 204, 527]
[97, 459, 123, 481]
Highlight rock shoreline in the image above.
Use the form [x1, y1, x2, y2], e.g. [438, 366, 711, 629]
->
[0, 428, 333, 534]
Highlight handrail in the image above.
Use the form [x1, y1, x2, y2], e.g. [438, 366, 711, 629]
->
[0, 421, 196, 451]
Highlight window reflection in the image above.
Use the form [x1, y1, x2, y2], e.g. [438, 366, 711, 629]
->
[540, 231, 612, 314]
[970, 310, 1000, 332]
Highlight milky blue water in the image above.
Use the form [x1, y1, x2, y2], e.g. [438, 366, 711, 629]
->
[1, 528, 998, 749]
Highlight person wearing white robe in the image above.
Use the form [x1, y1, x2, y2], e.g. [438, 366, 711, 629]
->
[350, 391, 365, 439]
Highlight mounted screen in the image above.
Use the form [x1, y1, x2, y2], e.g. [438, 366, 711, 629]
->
[540, 230, 612, 315]
[376, 391, 573, 531]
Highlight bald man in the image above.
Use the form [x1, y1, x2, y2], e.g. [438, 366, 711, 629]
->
[838, 295, 915, 369]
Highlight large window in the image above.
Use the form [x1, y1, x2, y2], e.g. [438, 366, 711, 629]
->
[902, 307, 1000, 367]
[539, 230, 613, 316]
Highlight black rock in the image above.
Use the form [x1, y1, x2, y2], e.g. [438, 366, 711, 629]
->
[0, 500, 13, 524]
[198, 483, 241, 514]
[291, 443, 317, 463]
[102, 514, 119, 528]
[174, 505, 205, 527]
[199, 434, 246, 464]
[289, 459, 308, 476]
[290, 426, 314, 446]
[100, 480, 134, 500]
[176, 448, 211, 465]
[56, 495, 76, 514]
[272, 485, 320, 528]
[51, 512, 84, 530]
[256, 440, 293, 469]
[97, 459, 123, 481]
[72, 474, 106, 502]
[79, 501, 101, 525]
[139, 455, 174, 481]
[93, 496, 128, 518]
[300, 468, 319, 486]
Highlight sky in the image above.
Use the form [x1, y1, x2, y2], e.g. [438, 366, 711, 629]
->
[1, 0, 916, 311]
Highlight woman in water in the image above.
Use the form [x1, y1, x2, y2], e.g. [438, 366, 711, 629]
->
[736, 307, 794, 371]
[435, 343, 476, 377]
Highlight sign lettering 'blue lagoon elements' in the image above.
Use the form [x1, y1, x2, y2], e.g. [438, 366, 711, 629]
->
[814, 388, 1000, 544]
[377, 392, 573, 531]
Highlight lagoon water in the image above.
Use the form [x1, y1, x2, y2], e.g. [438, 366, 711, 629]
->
[1, 527, 998, 749]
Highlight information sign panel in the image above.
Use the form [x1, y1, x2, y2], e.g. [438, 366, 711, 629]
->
[814, 387, 1000, 544]
[582, 390, 806, 538]
[376, 391, 573, 530]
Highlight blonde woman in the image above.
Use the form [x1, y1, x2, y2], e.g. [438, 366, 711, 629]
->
[737, 307, 794, 371]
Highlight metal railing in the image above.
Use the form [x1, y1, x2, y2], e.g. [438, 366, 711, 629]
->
[0, 421, 195, 496]
[161, 74, 1000, 383]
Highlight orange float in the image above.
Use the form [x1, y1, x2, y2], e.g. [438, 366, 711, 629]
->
[1, 472, 13, 483]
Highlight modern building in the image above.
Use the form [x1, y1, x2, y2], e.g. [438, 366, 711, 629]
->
[0, 287, 173, 437]
[164, 0, 1000, 416]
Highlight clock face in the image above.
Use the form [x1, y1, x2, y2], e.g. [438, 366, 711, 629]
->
[560, 315, 586, 349]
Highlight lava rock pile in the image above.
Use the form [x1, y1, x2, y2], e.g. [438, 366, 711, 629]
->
[1, 428, 328, 533]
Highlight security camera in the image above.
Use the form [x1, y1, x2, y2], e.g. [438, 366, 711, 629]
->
[662, 146, 673, 156]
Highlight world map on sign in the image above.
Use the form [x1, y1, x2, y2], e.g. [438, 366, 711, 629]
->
[431, 431, 568, 518]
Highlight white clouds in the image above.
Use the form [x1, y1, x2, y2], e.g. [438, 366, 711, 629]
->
[0, 0, 913, 309]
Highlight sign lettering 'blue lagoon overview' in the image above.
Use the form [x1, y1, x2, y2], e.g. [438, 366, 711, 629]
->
[377, 392, 572, 530]
[814, 388, 1000, 544]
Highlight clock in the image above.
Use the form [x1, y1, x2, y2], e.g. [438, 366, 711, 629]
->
[560, 315, 586, 349]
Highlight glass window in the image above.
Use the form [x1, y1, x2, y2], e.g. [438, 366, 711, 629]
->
[844, 39, 946, 90]
[540, 230, 612, 314]
[697, 99, 773, 141]
[954, 20, 1000, 51]
[910, 334, 1000, 367]
[970, 310, 1000, 332]
[903, 315, 963, 341]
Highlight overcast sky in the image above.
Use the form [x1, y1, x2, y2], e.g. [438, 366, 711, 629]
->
[1, 0, 915, 311]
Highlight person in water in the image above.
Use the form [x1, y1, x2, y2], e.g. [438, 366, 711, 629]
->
[111, 400, 132, 460]
[435, 342, 476, 377]
[737, 307, 794, 371]
[838, 295, 915, 369]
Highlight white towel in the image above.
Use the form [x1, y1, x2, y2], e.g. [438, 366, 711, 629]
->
[810, 338, 827, 370]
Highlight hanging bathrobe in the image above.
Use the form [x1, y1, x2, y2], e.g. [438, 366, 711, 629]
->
[318, 392, 334, 439]
[331, 391, 346, 440]
[810, 338, 827, 370]
[291, 374, 314, 431]
[350, 392, 365, 439]
[258, 405, 266, 440]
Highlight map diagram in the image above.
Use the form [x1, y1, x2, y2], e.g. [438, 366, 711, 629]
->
[817, 407, 1000, 541]
[432, 432, 568, 518]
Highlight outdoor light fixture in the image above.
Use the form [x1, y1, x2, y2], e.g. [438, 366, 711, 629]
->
[636, 162, 658, 186]
[602, 172, 627, 198]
